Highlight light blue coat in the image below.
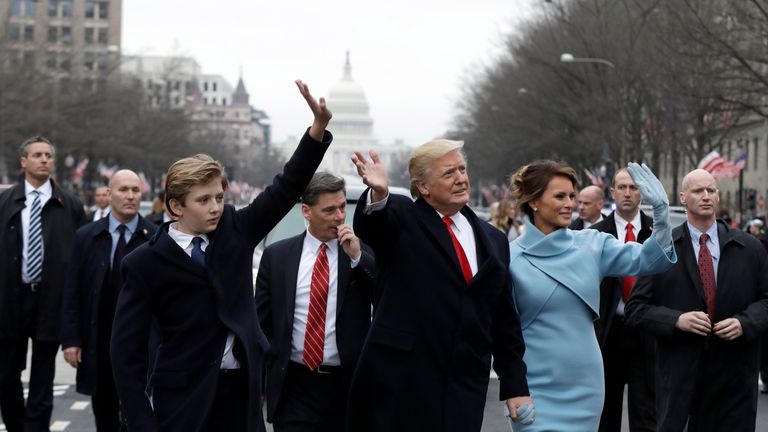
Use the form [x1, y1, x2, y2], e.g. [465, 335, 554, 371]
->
[509, 221, 675, 432]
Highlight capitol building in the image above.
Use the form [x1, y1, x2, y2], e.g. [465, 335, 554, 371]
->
[276, 53, 410, 179]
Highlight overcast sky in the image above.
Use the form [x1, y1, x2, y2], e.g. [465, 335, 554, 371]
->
[123, 0, 537, 146]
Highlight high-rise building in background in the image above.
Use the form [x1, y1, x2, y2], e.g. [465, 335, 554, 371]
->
[0, 0, 122, 84]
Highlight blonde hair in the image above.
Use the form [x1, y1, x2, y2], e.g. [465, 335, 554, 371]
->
[165, 154, 228, 217]
[408, 139, 465, 198]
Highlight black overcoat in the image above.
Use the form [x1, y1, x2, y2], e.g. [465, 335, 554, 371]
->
[60, 215, 157, 394]
[626, 220, 768, 432]
[0, 179, 87, 341]
[346, 194, 529, 432]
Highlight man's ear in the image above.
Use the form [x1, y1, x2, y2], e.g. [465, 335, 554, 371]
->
[301, 203, 311, 221]
[678, 191, 686, 207]
[416, 181, 429, 197]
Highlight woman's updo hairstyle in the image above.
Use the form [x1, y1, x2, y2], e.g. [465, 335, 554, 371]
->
[510, 160, 578, 221]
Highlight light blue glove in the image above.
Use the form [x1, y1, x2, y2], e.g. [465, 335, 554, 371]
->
[627, 162, 672, 251]
[505, 402, 536, 428]
[516, 403, 536, 425]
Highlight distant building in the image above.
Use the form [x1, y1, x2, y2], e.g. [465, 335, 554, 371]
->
[120, 55, 201, 108]
[276, 52, 409, 178]
[656, 117, 768, 221]
[0, 0, 122, 84]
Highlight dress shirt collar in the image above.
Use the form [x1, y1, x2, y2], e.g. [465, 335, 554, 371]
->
[24, 179, 52, 198]
[304, 231, 338, 255]
[437, 210, 470, 234]
[614, 211, 642, 234]
[168, 223, 210, 252]
[687, 221, 720, 258]
[109, 213, 139, 236]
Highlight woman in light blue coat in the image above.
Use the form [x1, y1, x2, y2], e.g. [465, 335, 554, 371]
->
[507, 161, 676, 432]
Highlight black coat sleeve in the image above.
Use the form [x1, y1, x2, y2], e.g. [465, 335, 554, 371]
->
[60, 230, 86, 348]
[625, 274, 681, 338]
[110, 258, 159, 432]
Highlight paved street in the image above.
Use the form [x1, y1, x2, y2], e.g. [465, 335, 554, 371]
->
[2, 353, 767, 431]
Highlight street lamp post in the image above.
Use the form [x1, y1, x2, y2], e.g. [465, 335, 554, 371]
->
[559, 52, 616, 198]
[560, 53, 616, 69]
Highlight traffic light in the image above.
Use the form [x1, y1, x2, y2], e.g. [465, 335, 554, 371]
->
[748, 190, 757, 209]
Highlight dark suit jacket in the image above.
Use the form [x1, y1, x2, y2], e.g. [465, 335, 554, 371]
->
[110, 130, 331, 432]
[569, 217, 586, 230]
[61, 216, 157, 395]
[626, 220, 768, 432]
[347, 194, 529, 432]
[591, 210, 653, 346]
[255, 232, 375, 422]
[0, 179, 87, 341]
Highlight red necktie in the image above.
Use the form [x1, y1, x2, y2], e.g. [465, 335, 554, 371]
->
[303, 242, 329, 370]
[441, 216, 473, 284]
[698, 233, 717, 320]
[622, 223, 636, 302]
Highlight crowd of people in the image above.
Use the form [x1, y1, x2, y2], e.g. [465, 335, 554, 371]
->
[0, 80, 767, 432]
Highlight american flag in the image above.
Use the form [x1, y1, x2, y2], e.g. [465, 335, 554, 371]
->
[697, 151, 725, 173]
[712, 153, 747, 180]
[70, 158, 89, 185]
[583, 168, 605, 188]
[137, 172, 151, 194]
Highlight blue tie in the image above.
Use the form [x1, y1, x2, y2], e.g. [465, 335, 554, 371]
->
[191, 237, 206, 269]
[27, 191, 43, 282]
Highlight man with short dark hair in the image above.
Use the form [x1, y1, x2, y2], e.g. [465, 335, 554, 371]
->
[591, 168, 656, 432]
[92, 186, 111, 221]
[0, 136, 87, 432]
[626, 168, 768, 431]
[256, 172, 375, 431]
[61, 169, 157, 431]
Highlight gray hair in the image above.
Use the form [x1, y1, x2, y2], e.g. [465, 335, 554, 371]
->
[301, 172, 346, 206]
[19, 135, 55, 158]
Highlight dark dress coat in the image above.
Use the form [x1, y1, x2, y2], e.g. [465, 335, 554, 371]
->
[347, 194, 529, 432]
[255, 232, 376, 423]
[592, 210, 654, 346]
[626, 220, 768, 432]
[0, 179, 87, 341]
[60, 215, 157, 395]
[110, 131, 331, 432]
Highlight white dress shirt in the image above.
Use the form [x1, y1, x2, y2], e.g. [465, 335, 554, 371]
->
[168, 223, 240, 369]
[21, 180, 52, 283]
[92, 206, 111, 221]
[291, 232, 360, 366]
[613, 211, 642, 316]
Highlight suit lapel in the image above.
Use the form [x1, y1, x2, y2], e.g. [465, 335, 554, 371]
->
[154, 229, 208, 278]
[414, 199, 465, 282]
[284, 234, 305, 330]
[677, 225, 706, 300]
[461, 207, 494, 285]
[637, 211, 653, 243]
[336, 248, 350, 319]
